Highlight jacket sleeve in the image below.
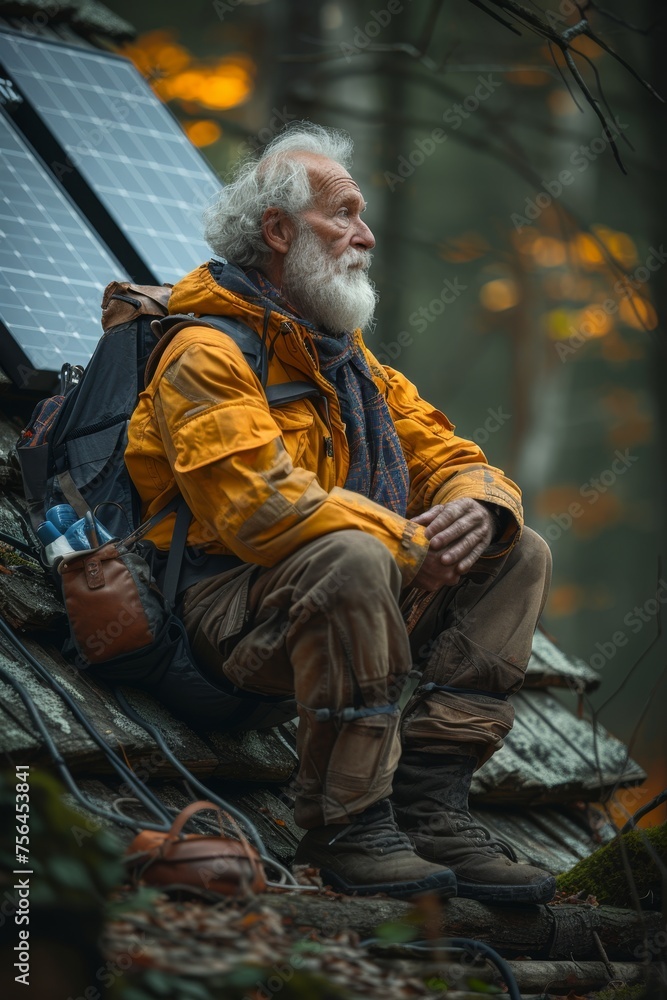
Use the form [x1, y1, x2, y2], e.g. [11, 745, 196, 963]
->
[379, 362, 524, 557]
[146, 333, 429, 583]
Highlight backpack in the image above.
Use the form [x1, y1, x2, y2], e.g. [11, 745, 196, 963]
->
[17, 282, 171, 538]
[17, 280, 318, 542]
[15, 279, 318, 730]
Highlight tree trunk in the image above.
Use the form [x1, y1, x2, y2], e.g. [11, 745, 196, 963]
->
[264, 893, 665, 961]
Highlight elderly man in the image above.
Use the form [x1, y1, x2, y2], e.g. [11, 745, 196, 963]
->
[125, 122, 553, 903]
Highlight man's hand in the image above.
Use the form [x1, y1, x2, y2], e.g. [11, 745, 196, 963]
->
[410, 499, 495, 591]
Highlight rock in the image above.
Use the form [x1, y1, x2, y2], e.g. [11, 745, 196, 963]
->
[556, 822, 667, 910]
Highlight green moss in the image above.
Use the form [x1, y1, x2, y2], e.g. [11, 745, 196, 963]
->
[556, 822, 666, 909]
[0, 547, 37, 568]
[595, 984, 646, 1000]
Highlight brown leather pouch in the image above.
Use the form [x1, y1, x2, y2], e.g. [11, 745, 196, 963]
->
[59, 542, 162, 665]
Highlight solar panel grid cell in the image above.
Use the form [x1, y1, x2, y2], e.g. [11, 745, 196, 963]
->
[0, 31, 220, 284]
[0, 110, 130, 385]
[0, 28, 225, 386]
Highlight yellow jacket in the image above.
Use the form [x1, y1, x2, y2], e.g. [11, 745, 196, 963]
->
[125, 262, 523, 585]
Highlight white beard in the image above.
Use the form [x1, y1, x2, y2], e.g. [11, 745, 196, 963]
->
[281, 224, 378, 335]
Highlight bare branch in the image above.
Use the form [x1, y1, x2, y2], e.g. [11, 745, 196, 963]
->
[281, 0, 663, 175]
[576, 24, 665, 102]
[570, 45, 635, 152]
[465, 0, 522, 34]
[547, 39, 585, 113]
[562, 47, 626, 172]
[579, 0, 663, 37]
[463, 0, 663, 173]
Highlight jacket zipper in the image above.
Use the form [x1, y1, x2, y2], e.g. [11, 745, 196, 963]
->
[318, 392, 335, 458]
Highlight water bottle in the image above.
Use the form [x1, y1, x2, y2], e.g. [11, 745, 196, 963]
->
[64, 514, 114, 551]
[45, 504, 78, 533]
[36, 521, 76, 566]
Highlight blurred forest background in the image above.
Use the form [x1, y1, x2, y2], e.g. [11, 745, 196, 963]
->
[104, 0, 667, 821]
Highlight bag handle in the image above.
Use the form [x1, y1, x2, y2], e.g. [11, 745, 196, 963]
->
[165, 799, 265, 886]
[167, 799, 225, 839]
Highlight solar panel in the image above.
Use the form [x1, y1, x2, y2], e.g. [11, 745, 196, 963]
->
[0, 108, 131, 390]
[0, 30, 220, 285]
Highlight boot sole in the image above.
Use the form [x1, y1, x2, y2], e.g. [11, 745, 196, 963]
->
[455, 874, 556, 905]
[319, 866, 458, 900]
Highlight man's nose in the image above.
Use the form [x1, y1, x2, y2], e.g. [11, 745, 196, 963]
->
[352, 218, 375, 250]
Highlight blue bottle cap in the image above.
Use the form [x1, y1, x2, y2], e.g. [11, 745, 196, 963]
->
[45, 504, 78, 532]
[36, 521, 61, 546]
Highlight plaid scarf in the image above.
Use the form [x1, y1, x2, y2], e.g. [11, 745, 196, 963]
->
[245, 267, 410, 516]
[309, 330, 410, 516]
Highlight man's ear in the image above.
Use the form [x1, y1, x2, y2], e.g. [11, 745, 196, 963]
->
[261, 208, 295, 256]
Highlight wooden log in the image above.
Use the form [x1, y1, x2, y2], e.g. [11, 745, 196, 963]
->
[0, 567, 65, 630]
[471, 689, 646, 806]
[263, 894, 665, 961]
[0, 640, 296, 783]
[0, 489, 65, 629]
[523, 629, 600, 693]
[206, 725, 297, 783]
[372, 958, 658, 995]
[0, 475, 66, 634]
[507, 959, 658, 994]
[72, 778, 302, 864]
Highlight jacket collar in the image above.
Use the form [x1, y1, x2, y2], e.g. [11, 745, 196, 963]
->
[208, 258, 318, 331]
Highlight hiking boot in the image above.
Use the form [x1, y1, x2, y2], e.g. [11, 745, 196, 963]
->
[293, 797, 457, 899]
[392, 752, 556, 905]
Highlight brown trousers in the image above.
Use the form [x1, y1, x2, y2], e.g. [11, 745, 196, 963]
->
[181, 527, 551, 829]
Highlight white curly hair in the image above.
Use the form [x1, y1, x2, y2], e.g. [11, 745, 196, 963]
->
[201, 122, 354, 267]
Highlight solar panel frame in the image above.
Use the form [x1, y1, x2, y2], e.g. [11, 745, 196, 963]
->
[0, 105, 131, 391]
[0, 27, 221, 286]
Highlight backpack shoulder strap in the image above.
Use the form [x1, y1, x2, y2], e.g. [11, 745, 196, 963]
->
[144, 313, 260, 387]
[145, 313, 320, 408]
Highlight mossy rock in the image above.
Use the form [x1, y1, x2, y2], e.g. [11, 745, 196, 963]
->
[556, 822, 666, 910]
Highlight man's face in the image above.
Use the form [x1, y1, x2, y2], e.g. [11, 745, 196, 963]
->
[300, 158, 375, 260]
[280, 155, 379, 335]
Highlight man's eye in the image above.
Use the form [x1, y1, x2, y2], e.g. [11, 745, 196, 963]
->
[337, 208, 349, 217]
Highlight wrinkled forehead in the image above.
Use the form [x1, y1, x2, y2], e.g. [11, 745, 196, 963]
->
[295, 152, 363, 208]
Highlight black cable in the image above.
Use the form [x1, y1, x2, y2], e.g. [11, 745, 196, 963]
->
[359, 936, 521, 1000]
[446, 938, 520, 1000]
[1, 615, 283, 871]
[0, 617, 172, 827]
[0, 617, 295, 887]
[113, 687, 269, 859]
[0, 529, 40, 559]
[620, 787, 667, 834]
[0, 660, 165, 832]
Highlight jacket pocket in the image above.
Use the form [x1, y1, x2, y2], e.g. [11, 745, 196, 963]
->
[181, 564, 256, 671]
[422, 627, 526, 695]
[402, 689, 514, 749]
[326, 712, 402, 794]
[271, 401, 315, 467]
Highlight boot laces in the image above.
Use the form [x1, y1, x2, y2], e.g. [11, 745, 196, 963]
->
[451, 811, 518, 861]
[329, 800, 416, 856]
